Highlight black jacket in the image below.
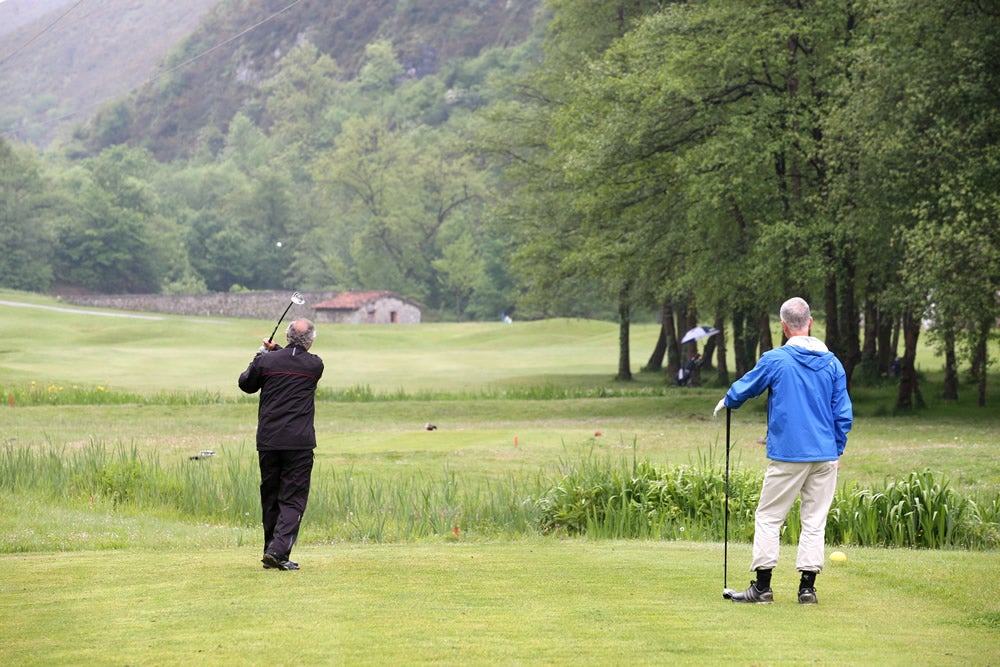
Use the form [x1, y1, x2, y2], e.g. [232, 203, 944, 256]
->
[238, 344, 324, 450]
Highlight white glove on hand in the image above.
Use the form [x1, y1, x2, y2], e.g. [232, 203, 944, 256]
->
[713, 398, 727, 418]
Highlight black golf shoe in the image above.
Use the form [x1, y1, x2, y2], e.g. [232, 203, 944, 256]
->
[262, 553, 299, 570]
[729, 581, 774, 604]
[798, 587, 818, 604]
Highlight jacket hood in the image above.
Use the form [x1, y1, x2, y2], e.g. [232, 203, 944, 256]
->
[783, 337, 835, 371]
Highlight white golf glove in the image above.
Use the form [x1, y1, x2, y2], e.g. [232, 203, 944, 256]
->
[713, 398, 727, 418]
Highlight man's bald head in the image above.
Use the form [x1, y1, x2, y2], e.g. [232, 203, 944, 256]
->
[286, 318, 317, 349]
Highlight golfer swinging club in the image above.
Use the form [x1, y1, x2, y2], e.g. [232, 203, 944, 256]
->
[239, 318, 324, 571]
[714, 297, 853, 604]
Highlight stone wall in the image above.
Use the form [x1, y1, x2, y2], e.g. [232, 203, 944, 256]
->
[60, 291, 339, 321]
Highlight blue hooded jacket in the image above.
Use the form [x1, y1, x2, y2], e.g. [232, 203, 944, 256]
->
[724, 337, 853, 462]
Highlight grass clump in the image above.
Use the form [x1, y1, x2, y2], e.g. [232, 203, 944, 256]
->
[535, 447, 998, 549]
[828, 470, 1000, 549]
[536, 445, 760, 541]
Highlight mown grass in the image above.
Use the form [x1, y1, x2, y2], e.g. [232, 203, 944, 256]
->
[1, 541, 997, 666]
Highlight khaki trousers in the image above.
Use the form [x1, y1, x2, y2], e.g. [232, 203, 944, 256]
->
[750, 459, 839, 573]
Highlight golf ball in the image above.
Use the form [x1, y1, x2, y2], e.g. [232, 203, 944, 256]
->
[830, 550, 848, 563]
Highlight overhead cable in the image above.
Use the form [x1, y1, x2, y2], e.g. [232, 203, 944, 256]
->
[0, 0, 89, 67]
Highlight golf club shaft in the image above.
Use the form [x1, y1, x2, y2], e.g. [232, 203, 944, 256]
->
[268, 302, 295, 343]
[724, 407, 731, 591]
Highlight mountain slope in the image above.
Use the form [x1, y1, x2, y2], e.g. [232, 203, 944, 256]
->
[0, 0, 77, 36]
[0, 0, 222, 148]
[85, 0, 540, 160]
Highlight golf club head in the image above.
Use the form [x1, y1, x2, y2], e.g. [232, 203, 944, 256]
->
[722, 588, 736, 600]
[290, 291, 305, 305]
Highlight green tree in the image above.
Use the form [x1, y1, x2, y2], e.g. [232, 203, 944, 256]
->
[433, 230, 486, 319]
[262, 42, 342, 158]
[358, 40, 404, 93]
[54, 147, 170, 293]
[0, 139, 59, 291]
[312, 116, 483, 308]
[829, 0, 1000, 407]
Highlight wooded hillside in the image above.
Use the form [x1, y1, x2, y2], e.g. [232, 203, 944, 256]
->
[0, 0, 222, 148]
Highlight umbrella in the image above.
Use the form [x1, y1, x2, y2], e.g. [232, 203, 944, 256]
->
[681, 326, 720, 344]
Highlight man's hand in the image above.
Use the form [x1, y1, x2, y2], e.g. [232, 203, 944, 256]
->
[257, 339, 280, 355]
[713, 398, 727, 418]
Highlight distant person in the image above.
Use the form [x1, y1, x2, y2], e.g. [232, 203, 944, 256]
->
[239, 319, 324, 571]
[677, 353, 701, 386]
[713, 297, 853, 604]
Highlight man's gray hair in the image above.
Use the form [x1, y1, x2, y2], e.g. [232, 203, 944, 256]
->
[780, 297, 811, 331]
[286, 319, 317, 348]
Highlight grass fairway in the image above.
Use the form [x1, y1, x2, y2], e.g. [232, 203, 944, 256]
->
[0, 291, 659, 394]
[1, 291, 998, 665]
[2, 541, 997, 666]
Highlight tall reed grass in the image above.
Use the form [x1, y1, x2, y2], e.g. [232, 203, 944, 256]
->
[2, 442, 995, 550]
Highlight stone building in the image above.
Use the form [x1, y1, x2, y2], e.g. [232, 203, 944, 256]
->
[312, 291, 422, 324]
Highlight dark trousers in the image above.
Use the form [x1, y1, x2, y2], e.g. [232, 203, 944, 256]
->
[258, 449, 314, 559]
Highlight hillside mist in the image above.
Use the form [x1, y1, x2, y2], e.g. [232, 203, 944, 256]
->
[0, 0, 221, 148]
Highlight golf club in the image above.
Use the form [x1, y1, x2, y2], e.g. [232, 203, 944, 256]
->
[722, 407, 736, 600]
[267, 291, 305, 343]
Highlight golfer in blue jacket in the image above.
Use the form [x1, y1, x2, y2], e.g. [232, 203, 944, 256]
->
[714, 297, 853, 604]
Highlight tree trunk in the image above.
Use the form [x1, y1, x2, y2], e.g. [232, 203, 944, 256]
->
[664, 300, 680, 381]
[890, 315, 900, 360]
[643, 297, 668, 372]
[859, 290, 879, 379]
[616, 285, 632, 381]
[732, 306, 758, 378]
[672, 298, 690, 381]
[824, 272, 842, 359]
[942, 327, 958, 400]
[876, 311, 896, 376]
[839, 258, 860, 386]
[701, 312, 722, 371]
[975, 319, 989, 407]
[895, 310, 925, 410]
[758, 308, 773, 353]
[644, 326, 666, 373]
[713, 312, 729, 386]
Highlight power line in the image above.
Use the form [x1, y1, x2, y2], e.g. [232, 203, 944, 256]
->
[156, 0, 304, 81]
[0, 0, 89, 67]
[0, 0, 305, 142]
